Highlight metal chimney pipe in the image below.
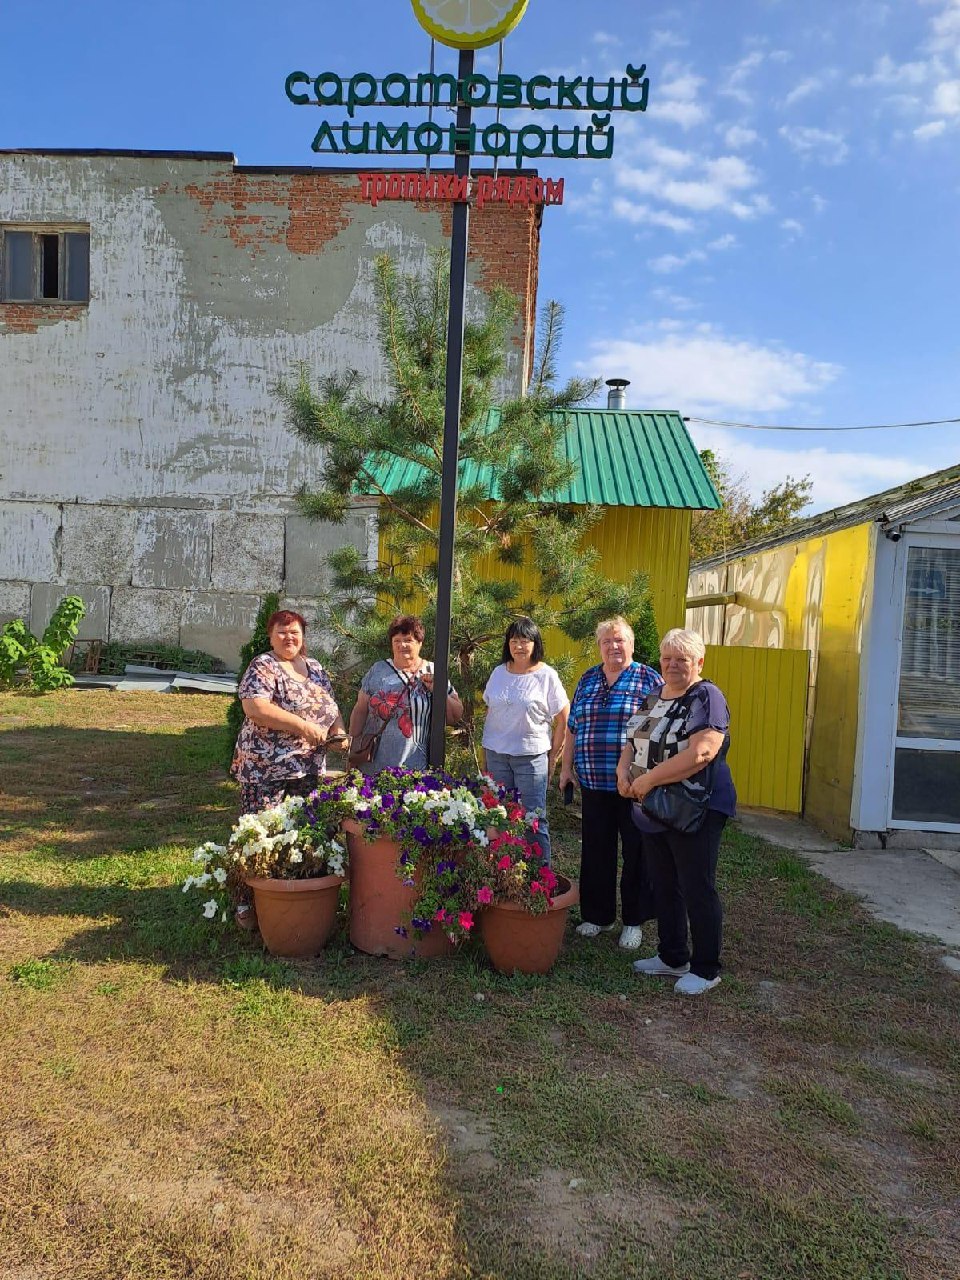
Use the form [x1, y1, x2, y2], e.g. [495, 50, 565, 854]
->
[606, 377, 630, 410]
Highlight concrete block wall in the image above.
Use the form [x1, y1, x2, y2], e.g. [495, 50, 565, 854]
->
[0, 499, 377, 667]
[0, 151, 542, 666]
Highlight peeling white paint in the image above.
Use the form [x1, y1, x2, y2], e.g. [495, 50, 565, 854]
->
[0, 152, 534, 662]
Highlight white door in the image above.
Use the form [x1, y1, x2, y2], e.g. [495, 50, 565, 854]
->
[890, 538, 960, 829]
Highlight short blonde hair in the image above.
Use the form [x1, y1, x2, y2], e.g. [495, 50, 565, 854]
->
[660, 627, 705, 662]
[595, 616, 635, 648]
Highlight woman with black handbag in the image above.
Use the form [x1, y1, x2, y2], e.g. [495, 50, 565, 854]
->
[617, 628, 736, 996]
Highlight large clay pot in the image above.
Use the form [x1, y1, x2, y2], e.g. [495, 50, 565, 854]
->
[479, 875, 579, 975]
[244, 873, 345, 958]
[344, 819, 456, 960]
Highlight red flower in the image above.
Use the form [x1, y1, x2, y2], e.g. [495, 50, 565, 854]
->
[458, 911, 474, 931]
[496, 855, 513, 870]
[481, 791, 499, 809]
[434, 908, 448, 923]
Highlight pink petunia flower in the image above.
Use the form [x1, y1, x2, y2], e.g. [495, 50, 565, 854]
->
[496, 855, 513, 870]
[476, 886, 494, 904]
[458, 911, 474, 930]
[434, 908, 448, 922]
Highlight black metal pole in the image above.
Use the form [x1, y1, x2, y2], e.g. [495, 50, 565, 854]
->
[429, 46, 473, 768]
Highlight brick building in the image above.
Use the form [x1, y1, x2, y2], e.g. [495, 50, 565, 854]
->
[0, 149, 542, 664]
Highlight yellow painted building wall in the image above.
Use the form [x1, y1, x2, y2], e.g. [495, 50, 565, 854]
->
[380, 504, 693, 670]
[703, 645, 808, 813]
[688, 522, 872, 836]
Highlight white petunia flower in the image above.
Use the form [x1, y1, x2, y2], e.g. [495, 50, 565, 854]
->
[202, 899, 218, 919]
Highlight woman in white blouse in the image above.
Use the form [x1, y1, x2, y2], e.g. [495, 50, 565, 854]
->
[481, 618, 569, 865]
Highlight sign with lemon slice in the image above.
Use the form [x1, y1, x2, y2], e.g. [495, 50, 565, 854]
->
[411, 0, 529, 50]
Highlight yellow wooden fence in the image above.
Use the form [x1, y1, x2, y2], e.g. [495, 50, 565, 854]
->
[704, 645, 809, 813]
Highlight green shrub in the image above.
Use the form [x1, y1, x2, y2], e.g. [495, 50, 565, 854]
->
[225, 592, 280, 763]
[0, 597, 85, 692]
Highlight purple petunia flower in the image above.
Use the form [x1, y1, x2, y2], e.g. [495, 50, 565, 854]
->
[394, 925, 408, 938]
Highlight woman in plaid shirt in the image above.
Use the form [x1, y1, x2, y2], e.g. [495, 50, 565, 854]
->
[559, 617, 663, 949]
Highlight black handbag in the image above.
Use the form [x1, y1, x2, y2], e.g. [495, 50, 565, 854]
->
[638, 781, 710, 834]
[633, 683, 727, 835]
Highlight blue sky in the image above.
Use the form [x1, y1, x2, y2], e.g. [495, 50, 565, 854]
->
[4, 0, 960, 511]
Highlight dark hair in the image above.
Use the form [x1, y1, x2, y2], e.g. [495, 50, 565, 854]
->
[266, 609, 307, 634]
[502, 616, 545, 665]
[387, 614, 426, 643]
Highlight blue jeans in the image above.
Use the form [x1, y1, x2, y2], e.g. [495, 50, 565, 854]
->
[484, 749, 551, 865]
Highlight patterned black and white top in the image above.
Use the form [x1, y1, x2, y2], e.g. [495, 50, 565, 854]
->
[625, 680, 736, 831]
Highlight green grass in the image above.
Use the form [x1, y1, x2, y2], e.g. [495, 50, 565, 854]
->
[1, 690, 959, 1279]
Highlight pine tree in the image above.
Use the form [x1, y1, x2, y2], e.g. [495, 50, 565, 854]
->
[276, 252, 659, 739]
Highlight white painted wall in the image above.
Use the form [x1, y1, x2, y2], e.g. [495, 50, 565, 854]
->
[0, 151, 533, 664]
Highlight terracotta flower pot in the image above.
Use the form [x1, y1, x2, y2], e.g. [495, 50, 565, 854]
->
[244, 873, 345, 958]
[479, 875, 579, 975]
[343, 819, 456, 960]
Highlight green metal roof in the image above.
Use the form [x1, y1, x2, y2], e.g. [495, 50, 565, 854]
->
[361, 408, 721, 510]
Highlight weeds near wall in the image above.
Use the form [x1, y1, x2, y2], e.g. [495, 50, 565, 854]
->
[0, 596, 85, 692]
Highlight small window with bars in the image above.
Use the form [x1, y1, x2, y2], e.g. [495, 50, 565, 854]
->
[1, 227, 90, 303]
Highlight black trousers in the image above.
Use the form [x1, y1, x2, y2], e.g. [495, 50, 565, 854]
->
[643, 810, 727, 980]
[578, 786, 656, 927]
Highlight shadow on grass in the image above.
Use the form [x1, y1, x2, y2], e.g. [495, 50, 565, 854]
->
[0, 723, 235, 859]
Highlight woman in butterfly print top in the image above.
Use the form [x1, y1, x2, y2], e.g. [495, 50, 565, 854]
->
[618, 627, 736, 996]
[348, 614, 464, 771]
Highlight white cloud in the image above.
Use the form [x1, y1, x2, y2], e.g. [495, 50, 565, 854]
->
[592, 30, 619, 46]
[617, 150, 764, 215]
[781, 218, 804, 236]
[932, 78, 960, 112]
[651, 30, 688, 51]
[779, 125, 850, 164]
[783, 76, 822, 106]
[686, 430, 924, 509]
[928, 0, 960, 55]
[722, 124, 759, 148]
[651, 72, 707, 129]
[610, 198, 695, 232]
[914, 118, 948, 138]
[582, 327, 841, 415]
[649, 286, 698, 312]
[853, 55, 930, 89]
[648, 250, 707, 274]
[721, 51, 765, 105]
[708, 233, 737, 251]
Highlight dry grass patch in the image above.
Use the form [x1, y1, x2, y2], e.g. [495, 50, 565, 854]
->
[2, 691, 959, 1279]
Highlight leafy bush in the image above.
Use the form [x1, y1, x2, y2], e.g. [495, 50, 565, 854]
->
[0, 597, 85, 692]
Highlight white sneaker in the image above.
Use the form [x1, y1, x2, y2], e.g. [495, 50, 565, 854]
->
[576, 921, 616, 938]
[632, 955, 690, 977]
[674, 973, 721, 996]
[618, 925, 644, 950]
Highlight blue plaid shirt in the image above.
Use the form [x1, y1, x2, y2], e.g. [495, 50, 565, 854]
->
[568, 662, 663, 791]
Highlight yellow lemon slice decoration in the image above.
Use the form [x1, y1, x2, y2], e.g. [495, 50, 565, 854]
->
[411, 0, 529, 50]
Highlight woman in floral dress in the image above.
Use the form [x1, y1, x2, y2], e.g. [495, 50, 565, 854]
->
[231, 610, 348, 814]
